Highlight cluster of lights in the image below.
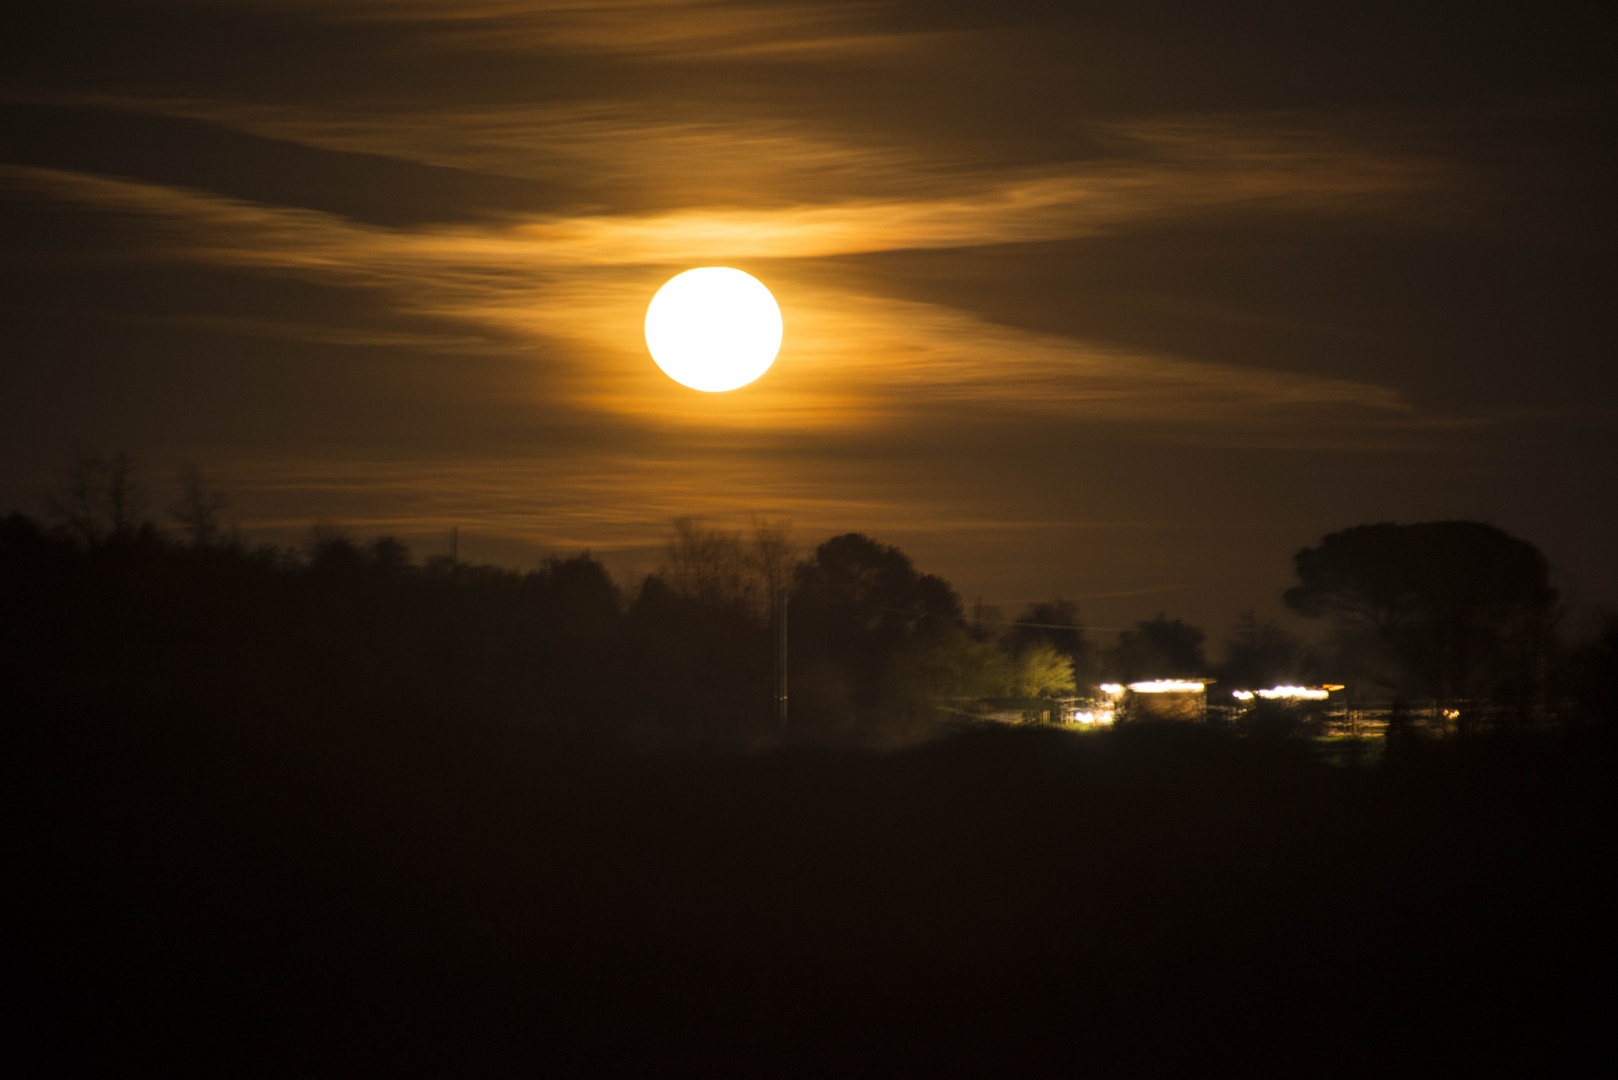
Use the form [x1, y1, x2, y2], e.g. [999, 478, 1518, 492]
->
[1082, 680, 1209, 723]
[1099, 681, 1207, 696]
[1231, 685, 1340, 701]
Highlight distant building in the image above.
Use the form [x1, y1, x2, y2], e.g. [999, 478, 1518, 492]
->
[1223, 684, 1348, 729]
[964, 680, 1224, 727]
[1098, 680, 1213, 723]
[1229, 684, 1344, 704]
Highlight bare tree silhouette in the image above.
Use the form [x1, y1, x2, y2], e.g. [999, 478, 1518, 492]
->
[45, 448, 147, 546]
[172, 463, 231, 548]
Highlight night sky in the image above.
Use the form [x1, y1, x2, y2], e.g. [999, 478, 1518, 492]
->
[4, 1, 1614, 633]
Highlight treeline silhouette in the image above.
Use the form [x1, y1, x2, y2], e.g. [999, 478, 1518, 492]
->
[5, 504, 1608, 748]
[6, 457, 1616, 1075]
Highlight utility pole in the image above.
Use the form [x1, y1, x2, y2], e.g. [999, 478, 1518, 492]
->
[774, 585, 789, 734]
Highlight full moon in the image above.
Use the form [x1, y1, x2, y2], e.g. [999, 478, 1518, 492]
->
[644, 267, 783, 392]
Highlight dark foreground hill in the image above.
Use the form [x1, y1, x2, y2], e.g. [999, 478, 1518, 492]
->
[13, 707, 1612, 1077]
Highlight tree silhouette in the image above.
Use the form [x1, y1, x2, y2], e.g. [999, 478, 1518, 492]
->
[794, 533, 961, 635]
[1567, 615, 1618, 729]
[883, 624, 1012, 712]
[306, 524, 366, 574]
[1010, 641, 1077, 698]
[1005, 599, 1094, 686]
[1284, 521, 1556, 710]
[658, 515, 795, 618]
[1219, 610, 1307, 688]
[790, 533, 962, 730]
[661, 516, 753, 610]
[750, 516, 797, 603]
[46, 448, 148, 546]
[172, 463, 231, 547]
[1111, 613, 1207, 680]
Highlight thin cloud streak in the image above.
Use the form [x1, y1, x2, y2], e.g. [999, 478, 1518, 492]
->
[127, 96, 931, 202]
[211, 452, 1278, 561]
[324, 0, 919, 61]
[0, 116, 1439, 280]
[70, 96, 1444, 218]
[215, 451, 977, 550]
[139, 314, 515, 355]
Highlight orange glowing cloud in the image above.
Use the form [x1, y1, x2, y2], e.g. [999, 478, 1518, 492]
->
[2, 117, 1439, 445]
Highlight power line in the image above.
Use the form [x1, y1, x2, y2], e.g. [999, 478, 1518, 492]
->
[813, 594, 1138, 632]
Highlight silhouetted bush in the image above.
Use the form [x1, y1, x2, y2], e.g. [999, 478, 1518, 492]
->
[1110, 612, 1207, 680]
[1236, 697, 1330, 740]
[1565, 614, 1618, 729]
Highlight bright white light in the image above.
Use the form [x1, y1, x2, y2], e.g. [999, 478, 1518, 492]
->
[1099, 683, 1125, 696]
[1070, 710, 1115, 725]
[644, 267, 783, 391]
[1128, 680, 1206, 693]
[1232, 690, 1255, 701]
[1255, 686, 1329, 700]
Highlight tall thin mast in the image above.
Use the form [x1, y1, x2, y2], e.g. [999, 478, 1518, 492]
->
[775, 586, 789, 734]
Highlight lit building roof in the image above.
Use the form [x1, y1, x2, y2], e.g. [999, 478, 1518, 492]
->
[1230, 684, 1344, 701]
[1099, 680, 1211, 695]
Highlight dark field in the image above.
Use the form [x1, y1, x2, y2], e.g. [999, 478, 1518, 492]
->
[16, 713, 1613, 1076]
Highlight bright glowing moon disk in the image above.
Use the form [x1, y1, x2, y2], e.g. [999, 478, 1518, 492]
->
[644, 267, 782, 392]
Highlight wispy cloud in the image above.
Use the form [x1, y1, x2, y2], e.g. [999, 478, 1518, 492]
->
[214, 450, 953, 550]
[0, 111, 1437, 261]
[91, 94, 1443, 216]
[4, 0, 1605, 624]
[138, 314, 513, 355]
[126, 96, 930, 203]
[3, 143, 1436, 443]
[322, 0, 921, 61]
